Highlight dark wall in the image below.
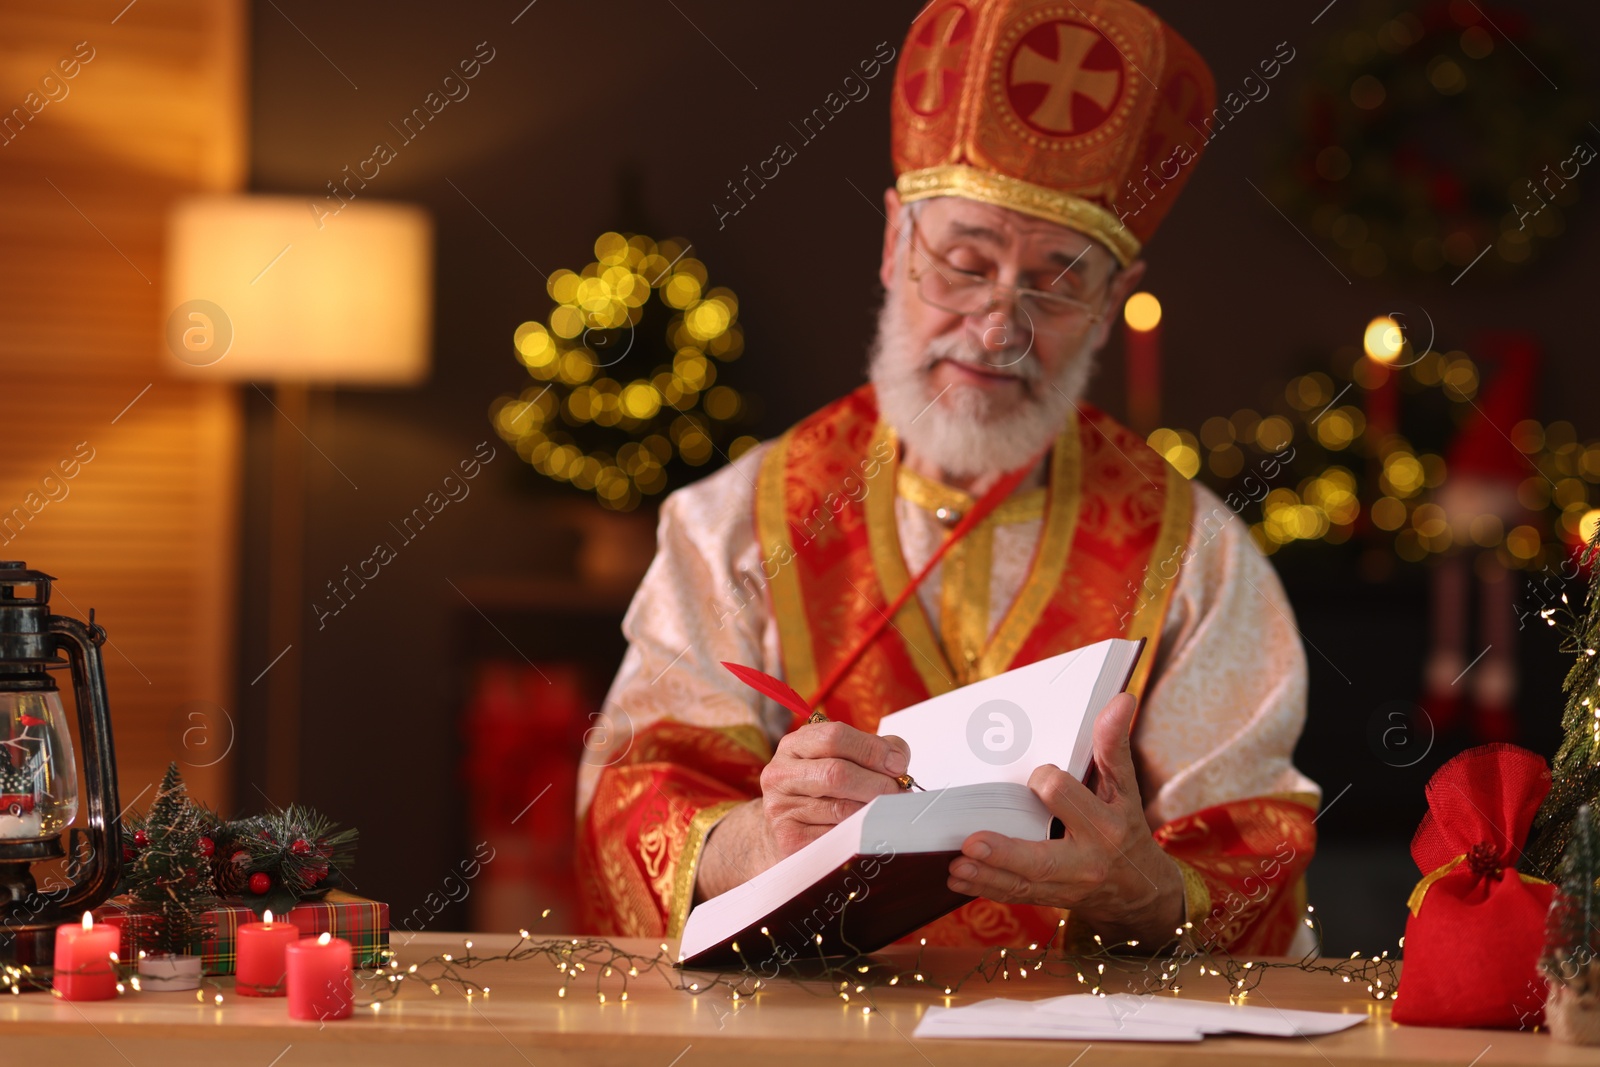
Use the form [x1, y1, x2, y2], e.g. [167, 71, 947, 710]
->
[244, 0, 1600, 946]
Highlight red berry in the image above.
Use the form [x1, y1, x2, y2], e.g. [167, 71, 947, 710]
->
[133, 830, 149, 847]
[248, 872, 271, 895]
[290, 838, 311, 856]
[197, 836, 214, 858]
[121, 846, 135, 861]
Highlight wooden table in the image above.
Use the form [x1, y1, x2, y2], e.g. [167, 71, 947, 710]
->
[0, 933, 1585, 1066]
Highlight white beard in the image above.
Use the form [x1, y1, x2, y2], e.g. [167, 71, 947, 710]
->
[866, 289, 1095, 479]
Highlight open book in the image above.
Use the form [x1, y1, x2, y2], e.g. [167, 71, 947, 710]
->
[677, 637, 1144, 970]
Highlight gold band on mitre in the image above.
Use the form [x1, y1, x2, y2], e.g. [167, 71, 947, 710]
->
[896, 164, 1142, 267]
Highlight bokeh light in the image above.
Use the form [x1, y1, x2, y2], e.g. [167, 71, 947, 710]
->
[490, 232, 749, 510]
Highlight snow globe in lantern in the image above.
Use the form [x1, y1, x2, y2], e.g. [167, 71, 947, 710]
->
[0, 563, 122, 968]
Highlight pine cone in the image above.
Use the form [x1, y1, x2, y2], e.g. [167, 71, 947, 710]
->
[213, 848, 251, 897]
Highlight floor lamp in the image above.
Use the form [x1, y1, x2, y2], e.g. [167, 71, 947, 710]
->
[163, 195, 434, 805]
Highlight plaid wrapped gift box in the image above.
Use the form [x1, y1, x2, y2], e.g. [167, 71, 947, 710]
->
[93, 890, 389, 976]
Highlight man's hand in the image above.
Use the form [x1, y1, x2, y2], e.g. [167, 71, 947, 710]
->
[696, 722, 910, 903]
[945, 692, 1185, 945]
[760, 721, 911, 857]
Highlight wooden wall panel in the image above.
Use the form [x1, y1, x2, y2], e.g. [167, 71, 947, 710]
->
[0, 0, 245, 810]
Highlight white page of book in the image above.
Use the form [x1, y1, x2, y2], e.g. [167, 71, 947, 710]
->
[876, 640, 1128, 791]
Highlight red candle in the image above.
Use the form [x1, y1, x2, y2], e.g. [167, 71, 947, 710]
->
[1362, 315, 1403, 442]
[236, 909, 300, 997]
[53, 912, 119, 1000]
[1123, 292, 1163, 435]
[285, 931, 354, 1021]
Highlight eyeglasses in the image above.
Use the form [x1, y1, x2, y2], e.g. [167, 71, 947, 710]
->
[904, 217, 1115, 329]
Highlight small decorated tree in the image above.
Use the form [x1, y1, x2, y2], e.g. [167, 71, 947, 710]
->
[125, 763, 218, 959]
[1543, 805, 1600, 1043]
[1524, 528, 1600, 877]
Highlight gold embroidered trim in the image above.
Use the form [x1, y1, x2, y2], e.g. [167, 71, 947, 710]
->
[667, 799, 745, 940]
[939, 533, 968, 683]
[1123, 464, 1193, 700]
[933, 519, 996, 687]
[1275, 791, 1322, 813]
[703, 722, 775, 763]
[896, 164, 1142, 267]
[756, 432, 820, 705]
[1173, 857, 1212, 929]
[957, 521, 994, 684]
[866, 422, 956, 698]
[978, 410, 1083, 679]
[896, 464, 1047, 524]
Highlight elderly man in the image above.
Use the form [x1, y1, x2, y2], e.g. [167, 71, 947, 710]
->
[577, 0, 1319, 955]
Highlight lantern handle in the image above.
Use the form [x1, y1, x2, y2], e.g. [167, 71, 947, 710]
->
[43, 614, 122, 918]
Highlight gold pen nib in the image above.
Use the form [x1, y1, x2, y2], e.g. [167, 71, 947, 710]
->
[895, 775, 925, 792]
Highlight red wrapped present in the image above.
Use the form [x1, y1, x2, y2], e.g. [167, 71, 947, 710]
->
[1393, 744, 1554, 1029]
[93, 890, 388, 977]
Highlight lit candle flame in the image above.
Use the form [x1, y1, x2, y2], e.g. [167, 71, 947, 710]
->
[1363, 315, 1404, 364]
[1123, 292, 1162, 332]
[318, 932, 332, 946]
[81, 912, 93, 931]
[263, 909, 274, 924]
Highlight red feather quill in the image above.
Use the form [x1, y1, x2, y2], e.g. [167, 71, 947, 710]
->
[720, 661, 813, 724]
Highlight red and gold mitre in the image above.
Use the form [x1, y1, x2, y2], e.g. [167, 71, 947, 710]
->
[891, 0, 1216, 265]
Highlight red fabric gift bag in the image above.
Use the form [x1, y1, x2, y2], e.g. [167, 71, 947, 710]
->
[1393, 744, 1555, 1029]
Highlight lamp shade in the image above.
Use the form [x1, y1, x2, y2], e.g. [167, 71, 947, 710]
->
[162, 195, 433, 385]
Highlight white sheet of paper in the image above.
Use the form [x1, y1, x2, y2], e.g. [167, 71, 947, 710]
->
[1034, 993, 1366, 1037]
[912, 994, 1367, 1042]
[914, 1001, 1202, 1042]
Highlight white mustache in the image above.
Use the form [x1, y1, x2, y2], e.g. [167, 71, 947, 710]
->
[921, 334, 1041, 382]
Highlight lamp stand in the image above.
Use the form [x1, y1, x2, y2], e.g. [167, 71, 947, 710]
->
[263, 382, 308, 805]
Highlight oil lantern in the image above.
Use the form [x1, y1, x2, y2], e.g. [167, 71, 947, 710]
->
[0, 563, 121, 966]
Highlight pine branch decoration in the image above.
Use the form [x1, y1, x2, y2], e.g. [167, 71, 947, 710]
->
[220, 804, 359, 917]
[1524, 528, 1600, 877]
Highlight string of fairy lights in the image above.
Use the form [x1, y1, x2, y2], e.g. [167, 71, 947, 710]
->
[0, 904, 1404, 1017]
[490, 232, 755, 512]
[1144, 314, 1600, 571]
